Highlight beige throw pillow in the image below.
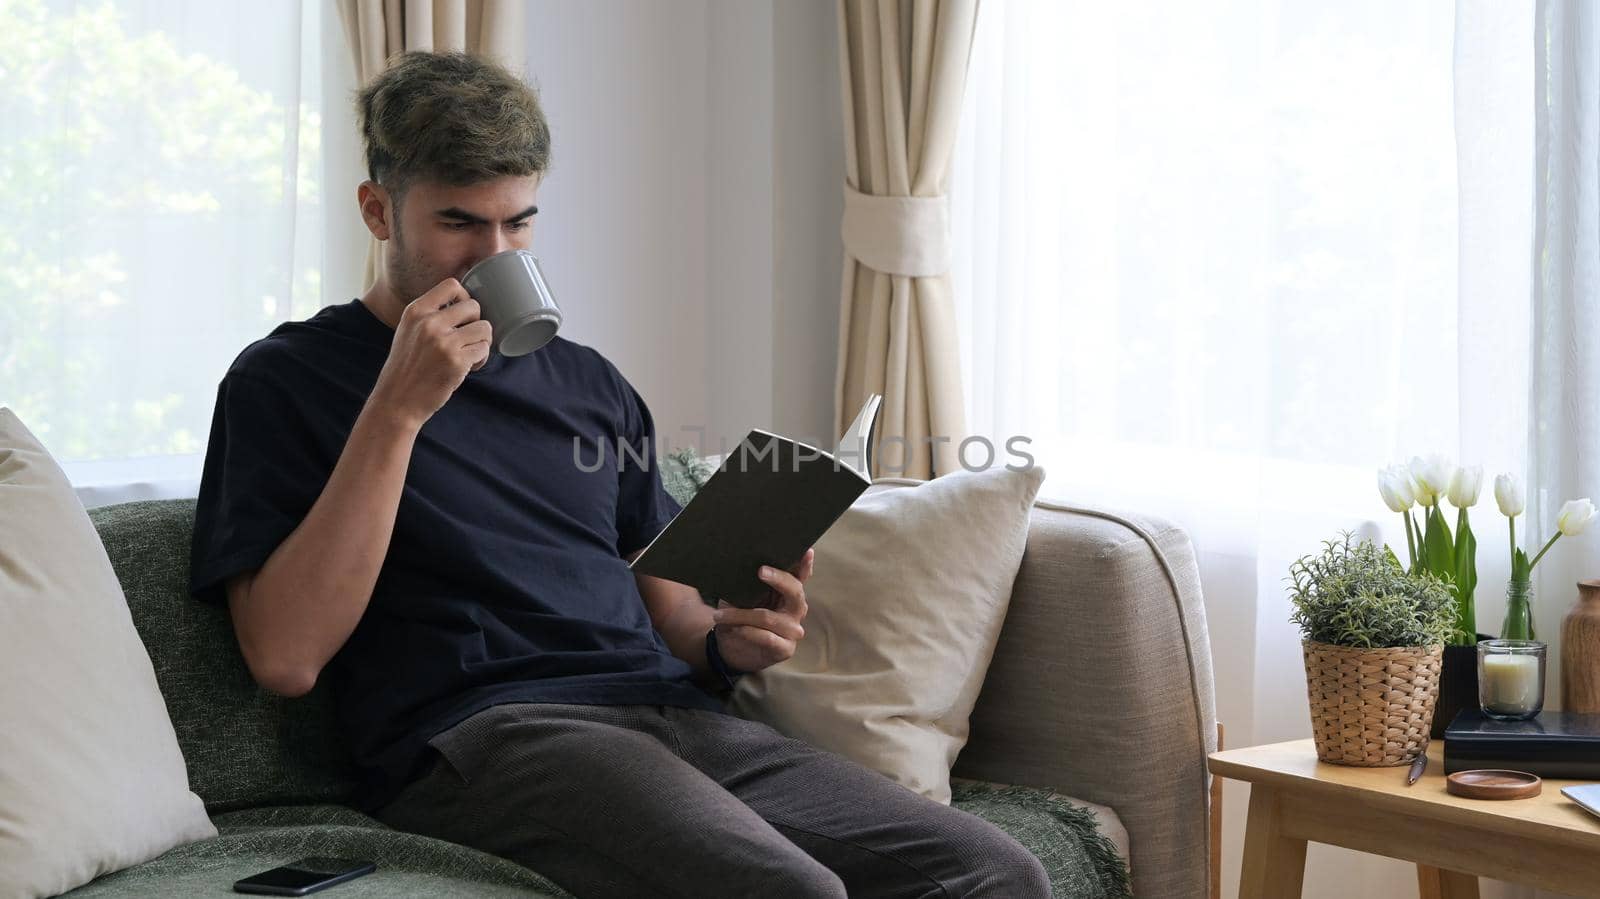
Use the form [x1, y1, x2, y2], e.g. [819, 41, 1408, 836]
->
[0, 408, 215, 897]
[730, 464, 1046, 803]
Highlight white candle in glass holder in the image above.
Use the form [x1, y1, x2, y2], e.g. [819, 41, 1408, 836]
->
[1481, 653, 1542, 715]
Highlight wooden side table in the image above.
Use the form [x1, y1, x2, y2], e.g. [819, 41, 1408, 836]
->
[1209, 739, 1600, 898]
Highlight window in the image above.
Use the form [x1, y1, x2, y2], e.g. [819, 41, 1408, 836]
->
[1, 0, 347, 484]
[949, 0, 1531, 518]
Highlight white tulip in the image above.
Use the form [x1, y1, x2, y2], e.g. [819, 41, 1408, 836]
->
[1377, 465, 1416, 513]
[1558, 498, 1597, 536]
[1494, 473, 1524, 517]
[1409, 454, 1453, 508]
[1447, 465, 1483, 508]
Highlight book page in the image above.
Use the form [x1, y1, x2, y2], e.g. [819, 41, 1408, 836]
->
[834, 393, 882, 478]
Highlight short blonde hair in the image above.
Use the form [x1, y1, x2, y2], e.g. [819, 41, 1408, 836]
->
[356, 51, 551, 197]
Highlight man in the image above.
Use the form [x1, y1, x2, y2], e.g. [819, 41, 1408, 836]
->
[190, 50, 1048, 899]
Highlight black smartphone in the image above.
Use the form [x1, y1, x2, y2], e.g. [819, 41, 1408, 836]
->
[233, 857, 377, 896]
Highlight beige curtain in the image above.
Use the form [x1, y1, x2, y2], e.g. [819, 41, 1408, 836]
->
[335, 0, 527, 290]
[835, 0, 979, 479]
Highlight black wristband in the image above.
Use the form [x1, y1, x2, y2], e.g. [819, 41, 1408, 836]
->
[705, 627, 745, 692]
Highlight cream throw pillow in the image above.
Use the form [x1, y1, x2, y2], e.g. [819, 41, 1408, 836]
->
[729, 464, 1046, 803]
[0, 408, 215, 897]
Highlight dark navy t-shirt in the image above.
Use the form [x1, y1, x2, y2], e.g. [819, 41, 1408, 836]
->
[189, 299, 722, 812]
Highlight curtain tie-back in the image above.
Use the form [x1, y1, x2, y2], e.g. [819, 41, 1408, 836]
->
[841, 184, 950, 277]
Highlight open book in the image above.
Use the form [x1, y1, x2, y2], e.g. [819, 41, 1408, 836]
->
[628, 394, 883, 608]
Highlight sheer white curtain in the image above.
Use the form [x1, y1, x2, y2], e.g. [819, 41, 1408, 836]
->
[0, 0, 362, 500]
[951, 1, 1548, 896]
[1531, 0, 1600, 756]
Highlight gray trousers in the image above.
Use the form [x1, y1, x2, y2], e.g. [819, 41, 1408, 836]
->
[372, 702, 1051, 899]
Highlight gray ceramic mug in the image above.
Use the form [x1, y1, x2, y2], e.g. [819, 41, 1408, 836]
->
[461, 249, 562, 356]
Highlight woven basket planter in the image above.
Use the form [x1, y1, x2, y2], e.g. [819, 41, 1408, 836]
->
[1302, 639, 1444, 766]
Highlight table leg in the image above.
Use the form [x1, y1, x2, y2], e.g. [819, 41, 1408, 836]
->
[1238, 784, 1307, 899]
[1417, 864, 1480, 899]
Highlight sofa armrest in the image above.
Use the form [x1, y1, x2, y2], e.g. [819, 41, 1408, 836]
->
[953, 500, 1217, 899]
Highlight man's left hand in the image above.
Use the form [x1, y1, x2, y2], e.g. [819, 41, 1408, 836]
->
[711, 548, 815, 673]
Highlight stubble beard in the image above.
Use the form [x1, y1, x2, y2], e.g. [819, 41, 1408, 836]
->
[386, 224, 441, 309]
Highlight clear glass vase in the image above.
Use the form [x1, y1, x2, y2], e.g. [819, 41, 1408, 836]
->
[1501, 577, 1536, 641]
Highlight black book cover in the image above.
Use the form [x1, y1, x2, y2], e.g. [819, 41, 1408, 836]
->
[1443, 707, 1600, 778]
[628, 396, 881, 608]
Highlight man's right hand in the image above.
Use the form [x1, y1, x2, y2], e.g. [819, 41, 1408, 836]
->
[370, 279, 493, 429]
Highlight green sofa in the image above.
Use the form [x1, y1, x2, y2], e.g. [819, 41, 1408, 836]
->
[61, 461, 1213, 897]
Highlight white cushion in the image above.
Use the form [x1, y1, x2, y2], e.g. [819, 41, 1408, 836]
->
[0, 408, 215, 897]
[730, 464, 1046, 802]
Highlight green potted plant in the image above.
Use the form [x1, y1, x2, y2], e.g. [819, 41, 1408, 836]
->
[1289, 533, 1456, 765]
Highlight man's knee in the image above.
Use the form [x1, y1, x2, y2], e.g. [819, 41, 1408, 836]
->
[991, 837, 1051, 898]
[942, 817, 1052, 899]
[771, 855, 847, 899]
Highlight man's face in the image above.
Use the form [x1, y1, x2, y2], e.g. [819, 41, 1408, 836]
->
[384, 175, 541, 305]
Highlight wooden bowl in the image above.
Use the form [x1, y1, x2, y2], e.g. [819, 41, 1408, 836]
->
[1446, 769, 1543, 800]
